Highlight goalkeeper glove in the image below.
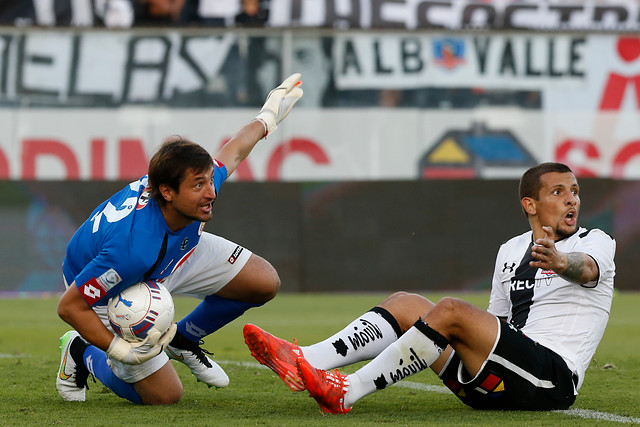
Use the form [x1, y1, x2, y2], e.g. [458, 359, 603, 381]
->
[107, 323, 177, 365]
[255, 73, 303, 137]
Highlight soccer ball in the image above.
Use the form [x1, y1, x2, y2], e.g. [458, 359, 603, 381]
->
[107, 281, 174, 343]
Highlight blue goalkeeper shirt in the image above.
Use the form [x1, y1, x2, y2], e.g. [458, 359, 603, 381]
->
[63, 163, 227, 307]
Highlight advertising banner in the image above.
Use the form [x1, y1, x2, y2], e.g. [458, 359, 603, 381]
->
[333, 33, 586, 89]
[1, 107, 639, 180]
[269, 0, 640, 31]
[0, 30, 639, 179]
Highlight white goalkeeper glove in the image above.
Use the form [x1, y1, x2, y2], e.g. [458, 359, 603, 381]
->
[106, 323, 177, 365]
[255, 73, 303, 137]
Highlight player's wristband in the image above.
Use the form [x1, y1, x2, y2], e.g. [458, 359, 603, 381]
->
[253, 118, 269, 138]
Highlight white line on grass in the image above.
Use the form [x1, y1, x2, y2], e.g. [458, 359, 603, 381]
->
[556, 409, 640, 424]
[0, 353, 28, 358]
[220, 360, 640, 424]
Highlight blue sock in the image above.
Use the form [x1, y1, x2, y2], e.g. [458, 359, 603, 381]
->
[83, 345, 143, 405]
[177, 295, 262, 341]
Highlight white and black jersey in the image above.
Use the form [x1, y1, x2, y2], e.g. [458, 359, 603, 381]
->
[487, 227, 616, 390]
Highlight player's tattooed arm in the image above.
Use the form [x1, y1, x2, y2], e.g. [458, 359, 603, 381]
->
[557, 252, 599, 285]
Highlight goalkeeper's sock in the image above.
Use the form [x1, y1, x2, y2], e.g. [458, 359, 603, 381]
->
[302, 307, 401, 370]
[177, 295, 262, 342]
[343, 319, 448, 408]
[82, 345, 143, 405]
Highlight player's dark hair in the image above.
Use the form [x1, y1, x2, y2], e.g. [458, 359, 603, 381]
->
[147, 138, 213, 207]
[519, 162, 573, 217]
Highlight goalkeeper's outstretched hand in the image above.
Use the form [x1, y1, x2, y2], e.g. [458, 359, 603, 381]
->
[255, 73, 303, 137]
[107, 323, 177, 365]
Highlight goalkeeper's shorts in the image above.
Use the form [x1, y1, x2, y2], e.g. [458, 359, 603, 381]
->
[76, 232, 252, 383]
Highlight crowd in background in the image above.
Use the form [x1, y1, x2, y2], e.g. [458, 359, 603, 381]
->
[0, 0, 268, 28]
[0, 0, 541, 110]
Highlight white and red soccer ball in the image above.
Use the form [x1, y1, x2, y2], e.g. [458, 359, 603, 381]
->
[107, 281, 174, 343]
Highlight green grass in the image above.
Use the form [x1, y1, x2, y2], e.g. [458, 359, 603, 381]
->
[1, 292, 638, 426]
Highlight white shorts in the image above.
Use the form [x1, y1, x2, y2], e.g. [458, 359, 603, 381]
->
[77, 232, 252, 383]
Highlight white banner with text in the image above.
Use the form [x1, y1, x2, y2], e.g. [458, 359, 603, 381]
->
[1, 108, 639, 181]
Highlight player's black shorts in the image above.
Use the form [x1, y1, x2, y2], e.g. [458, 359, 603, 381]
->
[439, 319, 577, 410]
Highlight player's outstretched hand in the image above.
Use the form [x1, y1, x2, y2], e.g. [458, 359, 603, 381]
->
[107, 323, 177, 365]
[530, 226, 562, 270]
[255, 73, 303, 137]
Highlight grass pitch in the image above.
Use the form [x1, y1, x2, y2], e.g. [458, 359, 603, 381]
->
[1, 292, 639, 426]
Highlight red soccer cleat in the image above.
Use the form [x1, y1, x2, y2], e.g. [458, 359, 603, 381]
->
[243, 324, 305, 391]
[296, 356, 351, 414]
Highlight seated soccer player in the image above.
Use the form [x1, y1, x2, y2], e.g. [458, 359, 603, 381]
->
[244, 162, 616, 413]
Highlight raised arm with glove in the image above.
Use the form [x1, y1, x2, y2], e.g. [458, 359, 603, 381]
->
[255, 73, 304, 137]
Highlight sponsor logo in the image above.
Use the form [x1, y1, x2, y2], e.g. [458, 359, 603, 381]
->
[59, 351, 72, 380]
[373, 374, 388, 390]
[228, 246, 244, 264]
[80, 278, 105, 305]
[136, 187, 151, 210]
[333, 339, 349, 357]
[509, 278, 535, 292]
[388, 347, 430, 384]
[95, 268, 121, 290]
[502, 262, 516, 273]
[333, 318, 385, 357]
[185, 321, 207, 339]
[114, 293, 133, 310]
[165, 346, 184, 361]
[85, 354, 95, 376]
[181, 237, 189, 251]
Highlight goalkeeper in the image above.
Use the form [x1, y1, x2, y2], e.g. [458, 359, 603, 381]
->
[56, 74, 303, 405]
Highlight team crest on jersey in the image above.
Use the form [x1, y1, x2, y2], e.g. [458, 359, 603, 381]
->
[96, 268, 122, 290]
[136, 187, 151, 210]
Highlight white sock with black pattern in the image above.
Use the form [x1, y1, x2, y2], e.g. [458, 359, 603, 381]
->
[343, 320, 448, 408]
[301, 308, 401, 370]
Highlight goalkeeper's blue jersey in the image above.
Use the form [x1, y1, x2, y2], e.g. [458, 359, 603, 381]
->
[63, 163, 227, 307]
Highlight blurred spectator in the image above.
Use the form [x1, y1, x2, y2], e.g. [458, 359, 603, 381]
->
[181, 0, 240, 26]
[101, 0, 135, 27]
[232, 0, 268, 105]
[134, 0, 185, 25]
[0, 0, 133, 27]
[234, 0, 267, 27]
[0, 1, 36, 26]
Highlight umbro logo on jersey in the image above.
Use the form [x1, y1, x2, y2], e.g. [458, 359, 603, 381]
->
[502, 262, 516, 273]
[136, 187, 151, 210]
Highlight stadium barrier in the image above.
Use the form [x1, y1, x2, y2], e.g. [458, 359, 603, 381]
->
[2, 178, 636, 295]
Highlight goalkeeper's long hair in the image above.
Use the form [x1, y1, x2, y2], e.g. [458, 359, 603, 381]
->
[147, 136, 214, 207]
